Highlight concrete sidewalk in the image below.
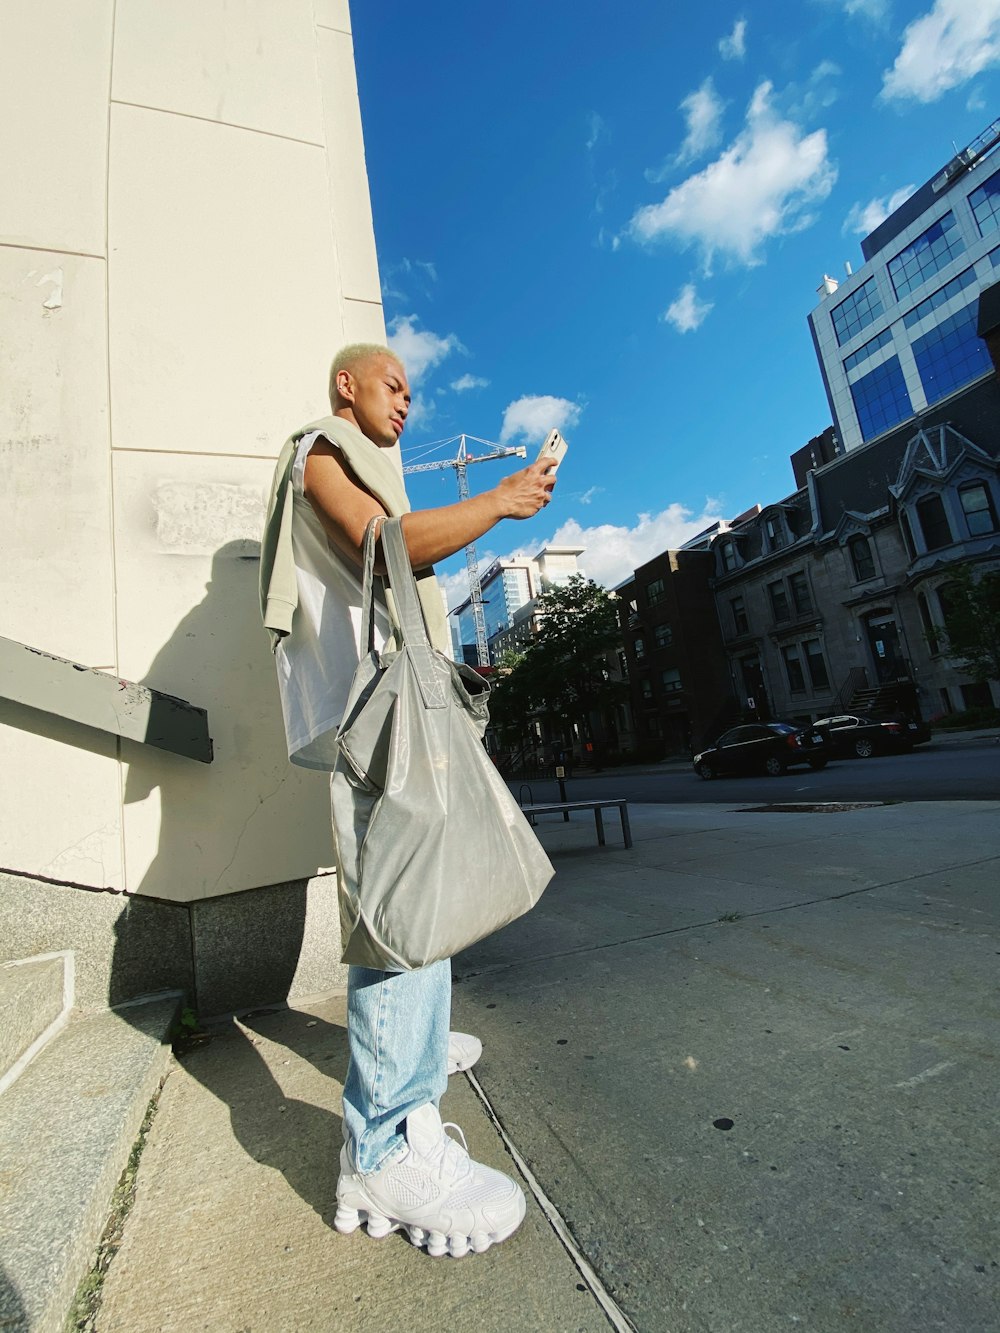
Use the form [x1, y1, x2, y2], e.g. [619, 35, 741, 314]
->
[93, 800, 1000, 1332]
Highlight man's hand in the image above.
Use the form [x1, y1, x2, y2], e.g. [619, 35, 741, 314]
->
[493, 459, 557, 519]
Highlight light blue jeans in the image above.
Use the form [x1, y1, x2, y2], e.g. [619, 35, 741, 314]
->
[342, 960, 451, 1173]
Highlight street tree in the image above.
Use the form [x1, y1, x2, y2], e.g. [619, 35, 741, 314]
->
[939, 563, 1000, 684]
[489, 576, 625, 754]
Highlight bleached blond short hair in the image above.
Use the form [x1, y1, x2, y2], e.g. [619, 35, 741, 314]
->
[328, 343, 403, 409]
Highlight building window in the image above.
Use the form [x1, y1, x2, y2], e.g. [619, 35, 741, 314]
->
[916, 494, 952, 551]
[903, 266, 977, 330]
[849, 355, 912, 443]
[634, 637, 646, 660]
[912, 303, 992, 406]
[960, 482, 998, 536]
[731, 596, 749, 635]
[768, 580, 791, 622]
[843, 326, 893, 374]
[899, 509, 915, 560]
[764, 515, 785, 551]
[640, 679, 653, 701]
[802, 639, 830, 691]
[917, 591, 939, 653]
[617, 649, 630, 680]
[781, 644, 806, 693]
[970, 166, 1000, 238]
[646, 577, 666, 606]
[789, 571, 812, 616]
[887, 211, 965, 300]
[831, 277, 884, 346]
[720, 541, 737, 572]
[654, 622, 673, 649]
[661, 668, 682, 692]
[849, 535, 876, 581]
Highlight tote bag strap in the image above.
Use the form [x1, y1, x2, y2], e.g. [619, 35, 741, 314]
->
[359, 516, 382, 656]
[380, 518, 447, 710]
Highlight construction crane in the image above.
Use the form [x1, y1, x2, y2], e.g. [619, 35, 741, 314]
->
[403, 434, 526, 666]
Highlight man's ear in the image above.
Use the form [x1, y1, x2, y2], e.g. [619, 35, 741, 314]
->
[335, 369, 356, 404]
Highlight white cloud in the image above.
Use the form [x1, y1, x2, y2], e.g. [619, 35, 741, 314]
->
[719, 18, 747, 60]
[843, 184, 915, 236]
[451, 373, 490, 392]
[499, 395, 583, 446]
[546, 505, 723, 588]
[662, 283, 714, 333]
[839, 0, 890, 21]
[578, 486, 603, 505]
[630, 83, 836, 269]
[586, 111, 608, 152]
[881, 0, 1000, 102]
[646, 79, 725, 182]
[441, 501, 724, 611]
[387, 314, 463, 384]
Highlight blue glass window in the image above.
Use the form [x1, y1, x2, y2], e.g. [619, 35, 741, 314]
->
[912, 304, 992, 406]
[970, 167, 1000, 238]
[831, 278, 884, 346]
[850, 355, 912, 442]
[990, 246, 1000, 268]
[903, 267, 976, 329]
[888, 212, 965, 300]
[843, 327, 892, 373]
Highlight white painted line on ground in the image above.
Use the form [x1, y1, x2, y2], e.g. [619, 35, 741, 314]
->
[466, 1068, 639, 1333]
[894, 1060, 955, 1089]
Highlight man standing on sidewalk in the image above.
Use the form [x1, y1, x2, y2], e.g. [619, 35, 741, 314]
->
[260, 343, 556, 1257]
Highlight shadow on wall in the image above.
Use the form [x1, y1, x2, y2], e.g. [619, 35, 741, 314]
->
[112, 539, 333, 1014]
[121, 539, 331, 900]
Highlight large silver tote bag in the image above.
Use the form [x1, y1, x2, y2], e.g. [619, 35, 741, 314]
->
[331, 517, 554, 971]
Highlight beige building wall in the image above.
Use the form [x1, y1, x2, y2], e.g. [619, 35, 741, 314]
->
[0, 0, 384, 903]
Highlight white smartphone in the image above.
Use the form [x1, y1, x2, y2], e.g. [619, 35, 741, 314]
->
[537, 429, 568, 472]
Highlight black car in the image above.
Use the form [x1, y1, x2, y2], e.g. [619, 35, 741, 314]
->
[812, 713, 919, 758]
[693, 722, 831, 779]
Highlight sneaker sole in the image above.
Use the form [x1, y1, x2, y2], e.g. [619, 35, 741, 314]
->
[333, 1195, 525, 1258]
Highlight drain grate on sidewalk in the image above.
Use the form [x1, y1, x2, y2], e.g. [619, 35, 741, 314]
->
[735, 802, 895, 813]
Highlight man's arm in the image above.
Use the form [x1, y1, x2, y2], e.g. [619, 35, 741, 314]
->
[303, 439, 556, 570]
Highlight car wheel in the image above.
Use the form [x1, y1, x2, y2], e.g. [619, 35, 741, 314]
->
[764, 756, 786, 776]
[696, 760, 715, 780]
[854, 738, 875, 759]
[808, 759, 828, 770]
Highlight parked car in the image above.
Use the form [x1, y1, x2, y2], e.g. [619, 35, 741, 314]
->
[812, 713, 922, 758]
[693, 722, 831, 779]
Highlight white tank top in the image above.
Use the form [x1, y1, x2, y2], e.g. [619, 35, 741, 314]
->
[274, 431, 390, 770]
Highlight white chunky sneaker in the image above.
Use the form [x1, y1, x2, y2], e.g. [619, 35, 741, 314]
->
[334, 1103, 526, 1257]
[447, 1031, 483, 1076]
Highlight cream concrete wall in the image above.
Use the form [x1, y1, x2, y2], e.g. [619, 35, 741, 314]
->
[1, 0, 385, 901]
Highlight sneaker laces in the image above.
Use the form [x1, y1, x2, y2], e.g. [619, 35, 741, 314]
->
[425, 1121, 472, 1186]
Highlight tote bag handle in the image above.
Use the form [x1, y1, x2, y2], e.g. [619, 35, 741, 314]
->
[359, 516, 447, 710]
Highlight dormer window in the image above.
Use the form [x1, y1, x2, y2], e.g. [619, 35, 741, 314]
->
[916, 494, 952, 551]
[959, 483, 998, 537]
[720, 541, 737, 572]
[848, 535, 876, 582]
[764, 515, 785, 552]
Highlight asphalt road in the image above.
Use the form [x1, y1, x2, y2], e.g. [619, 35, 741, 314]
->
[515, 738, 1000, 806]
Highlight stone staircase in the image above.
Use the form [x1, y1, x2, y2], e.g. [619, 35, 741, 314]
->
[0, 952, 180, 1332]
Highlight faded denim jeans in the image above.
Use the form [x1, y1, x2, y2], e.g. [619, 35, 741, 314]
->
[342, 960, 450, 1173]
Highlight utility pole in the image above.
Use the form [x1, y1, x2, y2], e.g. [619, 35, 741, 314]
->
[403, 435, 526, 666]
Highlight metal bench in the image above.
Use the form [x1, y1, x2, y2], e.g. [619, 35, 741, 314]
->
[520, 798, 633, 849]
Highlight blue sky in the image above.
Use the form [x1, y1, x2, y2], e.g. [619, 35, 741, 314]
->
[352, 0, 1000, 605]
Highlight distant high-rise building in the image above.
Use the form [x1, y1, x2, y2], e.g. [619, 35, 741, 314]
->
[809, 118, 1000, 453]
[449, 545, 584, 666]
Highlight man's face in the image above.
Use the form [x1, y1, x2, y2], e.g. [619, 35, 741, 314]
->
[340, 353, 410, 447]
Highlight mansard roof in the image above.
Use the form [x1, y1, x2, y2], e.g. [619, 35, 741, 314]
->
[891, 424, 997, 500]
[810, 375, 1000, 533]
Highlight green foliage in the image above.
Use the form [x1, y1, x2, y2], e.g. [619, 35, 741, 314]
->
[490, 576, 625, 741]
[939, 564, 1000, 684]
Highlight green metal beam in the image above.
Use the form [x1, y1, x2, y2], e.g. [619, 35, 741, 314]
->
[0, 637, 213, 763]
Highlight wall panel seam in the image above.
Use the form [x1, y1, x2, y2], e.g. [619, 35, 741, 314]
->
[110, 99, 325, 149]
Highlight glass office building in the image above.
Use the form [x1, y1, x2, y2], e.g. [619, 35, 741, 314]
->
[809, 119, 1000, 452]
